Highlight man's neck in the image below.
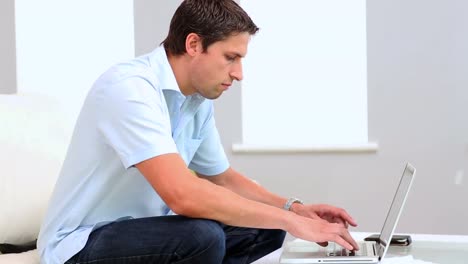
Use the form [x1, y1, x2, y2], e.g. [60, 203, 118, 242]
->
[166, 53, 195, 96]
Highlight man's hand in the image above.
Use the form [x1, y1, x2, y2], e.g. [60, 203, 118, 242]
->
[289, 203, 358, 248]
[287, 214, 360, 251]
[291, 203, 358, 228]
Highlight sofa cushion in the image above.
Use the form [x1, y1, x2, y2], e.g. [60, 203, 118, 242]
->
[0, 94, 69, 245]
[0, 249, 40, 264]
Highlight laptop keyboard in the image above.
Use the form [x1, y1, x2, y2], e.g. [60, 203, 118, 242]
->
[327, 242, 368, 257]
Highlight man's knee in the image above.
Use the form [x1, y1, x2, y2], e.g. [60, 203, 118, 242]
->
[187, 219, 226, 260]
[268, 229, 287, 250]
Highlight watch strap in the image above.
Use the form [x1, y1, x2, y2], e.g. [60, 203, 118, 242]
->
[283, 197, 304, 211]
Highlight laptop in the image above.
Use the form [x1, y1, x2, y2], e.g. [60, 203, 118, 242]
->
[280, 163, 416, 263]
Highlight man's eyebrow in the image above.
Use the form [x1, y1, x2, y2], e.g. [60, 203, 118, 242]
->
[226, 52, 244, 58]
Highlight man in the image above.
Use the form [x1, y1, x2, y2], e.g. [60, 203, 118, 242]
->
[38, 0, 359, 263]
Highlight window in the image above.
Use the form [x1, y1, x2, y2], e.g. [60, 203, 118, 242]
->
[235, 0, 377, 153]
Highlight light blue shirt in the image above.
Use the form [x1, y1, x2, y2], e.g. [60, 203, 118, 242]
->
[37, 46, 230, 264]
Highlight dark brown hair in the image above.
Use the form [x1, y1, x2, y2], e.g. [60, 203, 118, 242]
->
[162, 0, 259, 56]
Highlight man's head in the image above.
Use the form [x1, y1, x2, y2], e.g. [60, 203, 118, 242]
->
[163, 0, 259, 99]
[162, 0, 259, 56]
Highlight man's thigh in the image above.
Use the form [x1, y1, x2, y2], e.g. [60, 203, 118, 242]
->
[67, 215, 225, 264]
[66, 215, 285, 264]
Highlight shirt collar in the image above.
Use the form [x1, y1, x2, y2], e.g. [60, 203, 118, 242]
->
[149, 46, 206, 104]
[149, 46, 183, 94]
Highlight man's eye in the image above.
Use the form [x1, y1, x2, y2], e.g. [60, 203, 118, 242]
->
[225, 55, 235, 61]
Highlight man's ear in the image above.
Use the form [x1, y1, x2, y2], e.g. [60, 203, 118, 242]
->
[185, 33, 202, 57]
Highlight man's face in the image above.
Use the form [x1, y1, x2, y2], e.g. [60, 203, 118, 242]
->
[189, 32, 250, 99]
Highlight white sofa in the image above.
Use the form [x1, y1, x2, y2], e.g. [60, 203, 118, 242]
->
[0, 94, 69, 263]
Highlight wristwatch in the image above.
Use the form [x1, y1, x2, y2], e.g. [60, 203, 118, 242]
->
[283, 197, 304, 211]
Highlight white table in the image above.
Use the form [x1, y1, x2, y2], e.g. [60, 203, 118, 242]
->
[254, 232, 468, 264]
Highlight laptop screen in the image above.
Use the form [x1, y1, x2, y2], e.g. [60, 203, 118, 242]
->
[376, 163, 416, 259]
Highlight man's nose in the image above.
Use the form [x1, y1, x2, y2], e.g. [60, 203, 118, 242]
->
[230, 62, 243, 81]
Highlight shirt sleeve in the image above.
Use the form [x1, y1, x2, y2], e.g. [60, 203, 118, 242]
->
[188, 107, 229, 176]
[96, 76, 178, 169]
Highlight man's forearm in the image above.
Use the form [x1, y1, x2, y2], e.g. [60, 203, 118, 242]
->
[138, 155, 294, 231]
[198, 167, 289, 209]
[179, 174, 294, 229]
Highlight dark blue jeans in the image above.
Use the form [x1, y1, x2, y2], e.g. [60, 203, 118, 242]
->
[65, 215, 286, 264]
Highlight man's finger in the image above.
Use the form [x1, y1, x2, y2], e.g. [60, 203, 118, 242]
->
[326, 234, 353, 251]
[338, 236, 354, 251]
[339, 228, 360, 251]
[317, 241, 328, 247]
[320, 205, 358, 227]
[334, 216, 349, 228]
[338, 210, 358, 227]
[320, 223, 357, 251]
